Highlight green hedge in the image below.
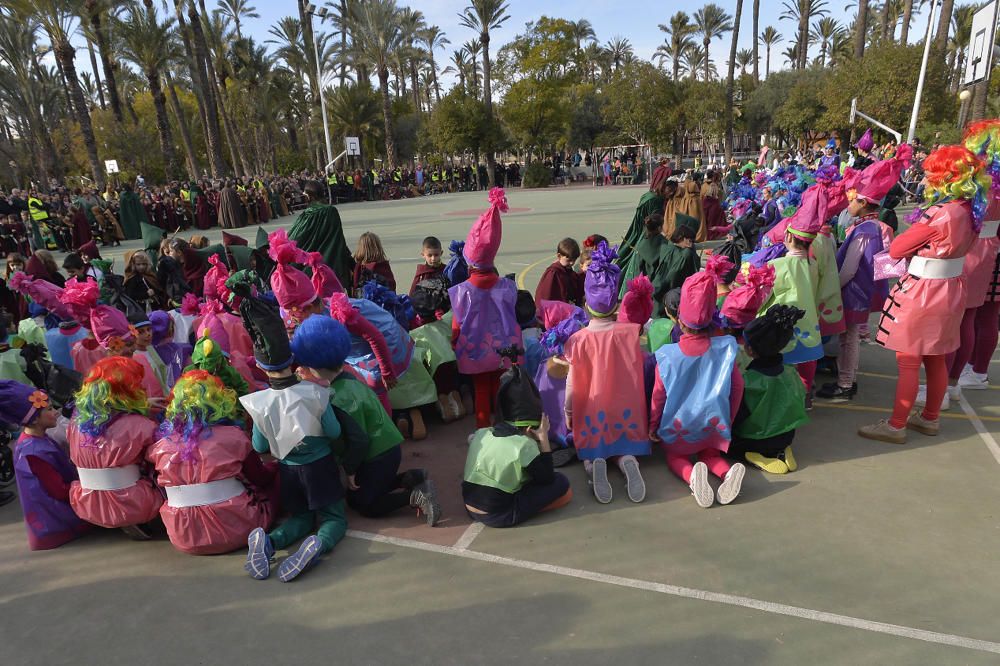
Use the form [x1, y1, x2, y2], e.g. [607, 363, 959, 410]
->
[522, 162, 552, 188]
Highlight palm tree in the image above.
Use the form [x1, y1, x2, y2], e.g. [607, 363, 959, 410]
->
[657, 11, 696, 81]
[419, 25, 448, 103]
[782, 43, 799, 68]
[461, 39, 482, 97]
[810, 16, 842, 67]
[326, 82, 381, 158]
[26, 0, 105, 187]
[114, 4, 180, 179]
[935, 0, 955, 53]
[829, 27, 853, 66]
[442, 48, 468, 93]
[176, 0, 228, 177]
[214, 0, 257, 40]
[854, 0, 869, 58]
[458, 0, 509, 187]
[759, 25, 782, 77]
[781, 0, 828, 69]
[735, 48, 754, 75]
[580, 41, 604, 83]
[683, 44, 716, 80]
[948, 3, 976, 92]
[899, 0, 914, 44]
[571, 18, 596, 50]
[82, 0, 123, 123]
[724, 0, 744, 162]
[752, 0, 761, 81]
[349, 0, 404, 168]
[693, 4, 733, 82]
[605, 35, 633, 72]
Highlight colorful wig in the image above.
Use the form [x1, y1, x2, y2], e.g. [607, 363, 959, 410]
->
[74, 356, 149, 439]
[912, 144, 991, 230]
[962, 119, 1000, 189]
[160, 370, 238, 457]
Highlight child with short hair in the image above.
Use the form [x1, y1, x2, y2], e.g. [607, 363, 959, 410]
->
[352, 231, 395, 295]
[534, 238, 582, 306]
[2, 381, 90, 549]
[409, 236, 445, 296]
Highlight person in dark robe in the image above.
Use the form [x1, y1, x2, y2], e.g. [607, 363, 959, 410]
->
[701, 170, 728, 239]
[217, 182, 245, 229]
[658, 215, 701, 297]
[68, 205, 92, 250]
[166, 238, 208, 296]
[117, 183, 148, 240]
[288, 180, 355, 289]
[616, 163, 673, 271]
[123, 250, 168, 312]
[534, 238, 582, 306]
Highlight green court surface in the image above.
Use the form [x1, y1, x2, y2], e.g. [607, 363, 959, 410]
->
[3, 186, 1000, 665]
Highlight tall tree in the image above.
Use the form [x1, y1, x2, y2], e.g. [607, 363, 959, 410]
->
[459, 0, 509, 187]
[114, 4, 180, 179]
[419, 25, 449, 104]
[693, 4, 733, 82]
[899, 0, 913, 44]
[781, 0, 828, 69]
[752, 0, 761, 81]
[83, 0, 123, 123]
[398, 7, 425, 114]
[604, 35, 633, 72]
[854, 0, 869, 58]
[570, 18, 595, 50]
[934, 0, 955, 53]
[214, 0, 258, 40]
[811, 16, 842, 67]
[657, 12, 696, 82]
[724, 0, 744, 162]
[349, 0, 403, 168]
[760, 25, 783, 78]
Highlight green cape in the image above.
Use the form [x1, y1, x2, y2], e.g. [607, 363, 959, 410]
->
[118, 191, 148, 240]
[288, 202, 355, 289]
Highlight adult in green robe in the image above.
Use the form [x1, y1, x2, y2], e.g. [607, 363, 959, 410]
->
[287, 180, 355, 289]
[117, 185, 148, 240]
[616, 165, 673, 270]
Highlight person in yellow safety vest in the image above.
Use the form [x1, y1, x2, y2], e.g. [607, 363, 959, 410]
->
[180, 187, 190, 203]
[236, 182, 246, 193]
[27, 194, 49, 222]
[345, 173, 354, 186]
[327, 172, 338, 186]
[392, 168, 401, 183]
[253, 178, 263, 190]
[430, 170, 439, 183]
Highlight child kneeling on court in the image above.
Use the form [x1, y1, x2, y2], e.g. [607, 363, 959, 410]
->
[726, 305, 809, 474]
[650, 269, 746, 508]
[462, 348, 572, 527]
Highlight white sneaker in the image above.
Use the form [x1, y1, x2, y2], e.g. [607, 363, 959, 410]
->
[947, 385, 962, 403]
[689, 462, 714, 508]
[915, 384, 949, 411]
[958, 371, 990, 390]
[716, 463, 745, 506]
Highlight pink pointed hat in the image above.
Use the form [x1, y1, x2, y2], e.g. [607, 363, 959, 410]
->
[537, 299, 583, 330]
[306, 251, 344, 299]
[58, 277, 101, 329]
[619, 275, 654, 325]
[268, 228, 317, 310]
[91, 305, 133, 350]
[786, 185, 829, 241]
[854, 143, 912, 203]
[855, 128, 874, 153]
[7, 272, 74, 321]
[721, 264, 776, 328]
[203, 254, 230, 302]
[198, 309, 231, 353]
[679, 271, 718, 330]
[180, 292, 200, 316]
[464, 187, 508, 269]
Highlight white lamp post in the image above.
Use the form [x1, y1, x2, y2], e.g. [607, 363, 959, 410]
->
[907, 0, 939, 144]
[305, 3, 334, 172]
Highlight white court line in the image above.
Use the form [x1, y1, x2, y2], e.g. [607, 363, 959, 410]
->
[451, 522, 485, 551]
[347, 530, 1000, 656]
[957, 394, 1000, 466]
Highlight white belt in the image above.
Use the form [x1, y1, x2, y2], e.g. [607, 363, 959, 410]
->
[164, 477, 245, 508]
[981, 220, 1000, 239]
[908, 256, 965, 279]
[77, 464, 140, 491]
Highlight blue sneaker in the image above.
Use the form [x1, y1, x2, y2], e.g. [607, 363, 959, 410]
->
[277, 535, 323, 582]
[245, 527, 274, 580]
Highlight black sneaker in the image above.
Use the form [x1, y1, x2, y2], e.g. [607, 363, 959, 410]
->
[805, 390, 814, 411]
[817, 356, 839, 377]
[551, 447, 578, 468]
[398, 468, 427, 491]
[816, 382, 857, 402]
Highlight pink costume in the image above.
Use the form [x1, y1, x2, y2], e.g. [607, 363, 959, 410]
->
[147, 425, 276, 555]
[71, 338, 105, 375]
[68, 414, 163, 528]
[876, 200, 977, 355]
[133, 352, 166, 400]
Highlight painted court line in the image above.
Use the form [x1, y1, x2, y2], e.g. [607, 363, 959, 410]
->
[814, 402, 1000, 422]
[346, 529, 1000, 656]
[957, 394, 1000, 466]
[452, 522, 485, 551]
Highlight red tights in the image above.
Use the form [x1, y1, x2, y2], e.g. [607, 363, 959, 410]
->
[473, 370, 503, 429]
[890, 353, 947, 429]
[664, 448, 731, 483]
[946, 307, 977, 380]
[796, 360, 817, 392]
[972, 302, 1000, 374]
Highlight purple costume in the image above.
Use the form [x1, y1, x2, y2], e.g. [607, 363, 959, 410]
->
[449, 279, 521, 374]
[14, 433, 90, 550]
[836, 218, 887, 324]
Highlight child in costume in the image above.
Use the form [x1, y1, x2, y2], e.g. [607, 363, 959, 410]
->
[183, 312, 254, 395]
[535, 300, 588, 465]
[463, 348, 573, 527]
[129, 312, 169, 399]
[352, 231, 396, 295]
[268, 229, 326, 335]
[647, 287, 683, 351]
[410, 280, 465, 423]
[239, 292, 360, 582]
[409, 236, 445, 296]
[564, 242, 650, 504]
[650, 270, 746, 508]
[68, 356, 162, 538]
[534, 238, 582, 306]
[3, 381, 91, 550]
[291, 315, 441, 525]
[148, 369, 276, 555]
[728, 305, 809, 474]
[149, 310, 191, 387]
[860, 145, 987, 444]
[449, 188, 522, 428]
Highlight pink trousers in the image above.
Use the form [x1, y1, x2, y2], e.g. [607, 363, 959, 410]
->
[663, 448, 731, 483]
[838, 324, 861, 388]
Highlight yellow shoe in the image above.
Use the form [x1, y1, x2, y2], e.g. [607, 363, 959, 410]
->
[745, 452, 789, 475]
[782, 446, 797, 472]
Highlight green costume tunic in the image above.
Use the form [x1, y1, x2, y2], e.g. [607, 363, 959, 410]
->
[117, 190, 148, 240]
[409, 316, 456, 376]
[734, 366, 809, 440]
[617, 191, 665, 273]
[288, 202, 355, 289]
[387, 345, 437, 410]
[330, 376, 403, 461]
[464, 429, 540, 494]
[0, 348, 32, 385]
[17, 317, 47, 349]
[647, 318, 677, 352]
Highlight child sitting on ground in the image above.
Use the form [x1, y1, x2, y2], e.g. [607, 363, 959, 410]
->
[409, 236, 445, 296]
[352, 231, 395, 295]
[534, 237, 582, 306]
[2, 381, 90, 550]
[727, 305, 809, 474]
[463, 347, 572, 527]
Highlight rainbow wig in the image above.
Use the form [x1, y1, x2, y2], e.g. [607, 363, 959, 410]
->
[74, 356, 149, 439]
[962, 119, 1000, 190]
[160, 370, 238, 456]
[912, 145, 991, 230]
[290, 314, 351, 370]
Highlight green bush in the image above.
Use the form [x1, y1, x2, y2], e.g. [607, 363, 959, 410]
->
[522, 162, 552, 188]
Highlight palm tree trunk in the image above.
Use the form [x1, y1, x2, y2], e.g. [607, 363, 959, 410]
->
[855, 0, 869, 59]
[85, 38, 106, 109]
[339, 0, 348, 87]
[146, 69, 179, 179]
[766, 45, 771, 78]
[934, 0, 955, 52]
[165, 72, 198, 178]
[879, 1, 892, 41]
[186, 0, 228, 177]
[481, 31, 497, 188]
[725, 0, 744, 163]
[430, 52, 441, 102]
[410, 61, 421, 112]
[207, 55, 249, 176]
[703, 37, 711, 81]
[672, 47, 680, 81]
[798, 18, 808, 69]
[54, 37, 104, 189]
[900, 0, 913, 44]
[87, 0, 123, 123]
[972, 77, 989, 121]
[752, 0, 760, 82]
[378, 69, 397, 169]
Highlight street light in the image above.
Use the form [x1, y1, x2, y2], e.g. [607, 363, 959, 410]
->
[907, 0, 938, 144]
[305, 3, 334, 173]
